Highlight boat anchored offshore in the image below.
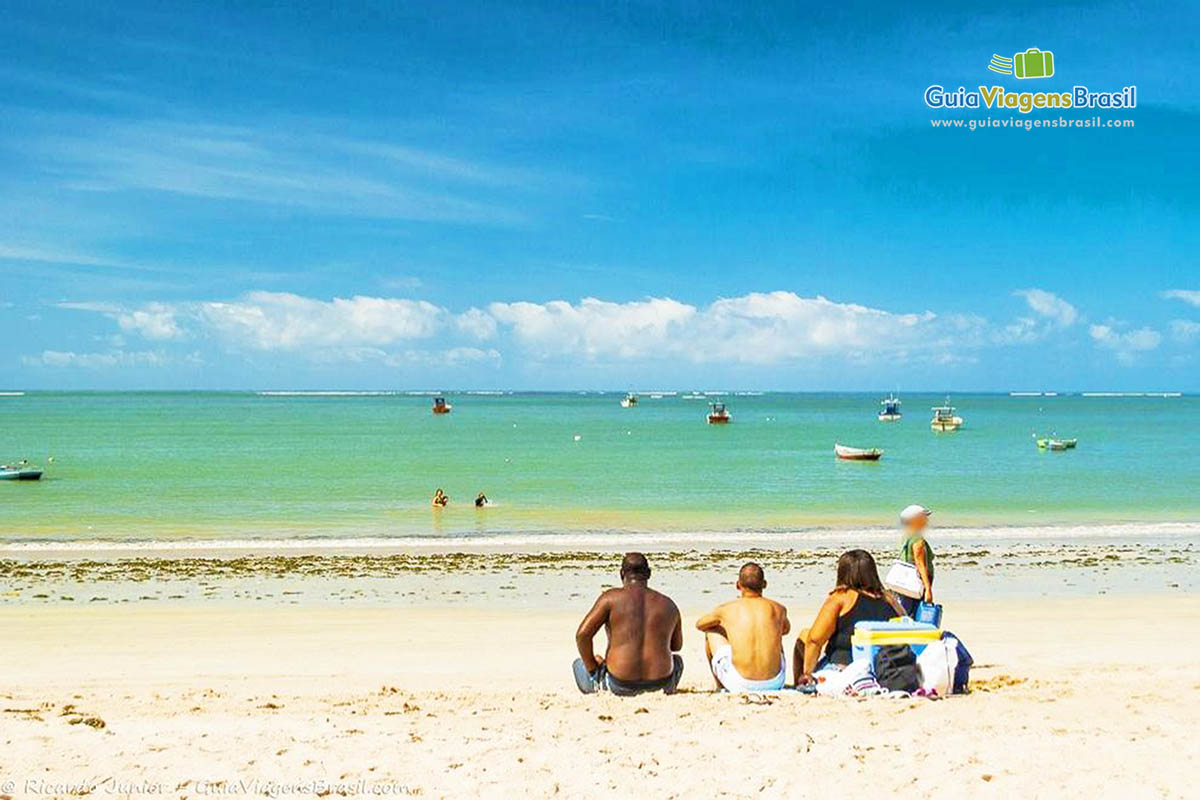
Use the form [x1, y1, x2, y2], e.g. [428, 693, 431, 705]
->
[930, 401, 964, 432]
[834, 444, 883, 461]
[878, 394, 902, 421]
[620, 392, 638, 408]
[707, 402, 732, 424]
[1, 460, 42, 480]
[432, 397, 453, 414]
[1035, 434, 1077, 451]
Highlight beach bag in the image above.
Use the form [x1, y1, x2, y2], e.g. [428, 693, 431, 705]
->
[916, 637, 959, 696]
[942, 631, 974, 694]
[815, 659, 873, 697]
[884, 560, 923, 599]
[873, 645, 920, 693]
[914, 601, 943, 627]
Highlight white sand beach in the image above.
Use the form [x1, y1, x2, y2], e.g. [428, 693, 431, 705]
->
[3, 591, 1197, 799]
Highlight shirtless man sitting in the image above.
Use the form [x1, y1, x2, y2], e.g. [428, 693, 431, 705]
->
[696, 563, 790, 692]
[573, 553, 684, 696]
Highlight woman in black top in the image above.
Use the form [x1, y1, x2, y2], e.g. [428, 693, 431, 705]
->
[792, 550, 904, 686]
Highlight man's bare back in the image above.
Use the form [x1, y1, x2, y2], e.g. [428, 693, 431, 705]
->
[703, 595, 789, 679]
[575, 554, 683, 686]
[696, 563, 791, 685]
[580, 584, 681, 681]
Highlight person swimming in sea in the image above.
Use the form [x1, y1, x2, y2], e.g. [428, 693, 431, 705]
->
[474, 492, 488, 507]
[432, 488, 449, 508]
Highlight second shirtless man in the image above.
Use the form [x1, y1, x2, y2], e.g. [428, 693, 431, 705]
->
[696, 562, 790, 691]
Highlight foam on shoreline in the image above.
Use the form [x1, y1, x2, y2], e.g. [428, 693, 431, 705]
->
[2, 520, 1196, 557]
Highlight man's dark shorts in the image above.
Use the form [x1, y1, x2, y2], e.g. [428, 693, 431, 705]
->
[572, 656, 684, 696]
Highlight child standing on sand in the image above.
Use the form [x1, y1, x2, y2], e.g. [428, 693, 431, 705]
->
[897, 504, 935, 616]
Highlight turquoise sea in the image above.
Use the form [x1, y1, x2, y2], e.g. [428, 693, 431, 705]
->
[1, 391, 1197, 544]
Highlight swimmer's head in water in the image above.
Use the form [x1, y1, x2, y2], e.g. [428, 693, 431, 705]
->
[620, 552, 651, 582]
[737, 562, 766, 593]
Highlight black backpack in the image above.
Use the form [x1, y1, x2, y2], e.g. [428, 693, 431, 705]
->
[874, 645, 921, 692]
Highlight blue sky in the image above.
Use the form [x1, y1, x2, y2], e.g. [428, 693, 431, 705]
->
[1, 0, 1197, 390]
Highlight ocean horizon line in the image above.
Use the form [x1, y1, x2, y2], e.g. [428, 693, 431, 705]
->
[1, 388, 1192, 396]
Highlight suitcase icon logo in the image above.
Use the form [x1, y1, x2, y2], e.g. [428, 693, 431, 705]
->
[1014, 48, 1054, 79]
[987, 48, 1055, 79]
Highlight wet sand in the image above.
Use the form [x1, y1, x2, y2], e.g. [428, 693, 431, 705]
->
[2, 531, 1196, 608]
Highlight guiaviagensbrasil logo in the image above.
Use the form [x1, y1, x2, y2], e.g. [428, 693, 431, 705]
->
[924, 47, 1136, 114]
[988, 48, 1054, 79]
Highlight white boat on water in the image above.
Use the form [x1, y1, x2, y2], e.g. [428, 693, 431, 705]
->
[1035, 434, 1077, 451]
[1, 460, 43, 480]
[930, 400, 964, 432]
[878, 394, 902, 421]
[834, 444, 883, 461]
[620, 392, 638, 408]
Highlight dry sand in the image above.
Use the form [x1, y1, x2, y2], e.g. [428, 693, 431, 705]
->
[2, 595, 1198, 799]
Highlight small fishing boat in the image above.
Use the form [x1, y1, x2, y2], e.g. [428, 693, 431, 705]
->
[878, 394, 902, 421]
[930, 401, 964, 432]
[1, 461, 42, 480]
[707, 402, 732, 424]
[1035, 435, 1077, 451]
[834, 444, 883, 461]
[432, 397, 452, 414]
[620, 392, 638, 408]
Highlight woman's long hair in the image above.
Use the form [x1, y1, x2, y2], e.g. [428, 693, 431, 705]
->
[832, 549, 886, 596]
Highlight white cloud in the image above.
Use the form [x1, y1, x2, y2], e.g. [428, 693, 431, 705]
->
[51, 289, 1121, 371]
[455, 307, 498, 340]
[488, 292, 966, 365]
[115, 302, 185, 340]
[1163, 289, 1200, 308]
[57, 301, 121, 313]
[55, 293, 510, 369]
[22, 349, 180, 368]
[1169, 319, 1200, 343]
[59, 300, 184, 340]
[997, 317, 1042, 344]
[488, 297, 697, 360]
[194, 292, 447, 351]
[1089, 323, 1162, 364]
[1014, 289, 1078, 327]
[696, 292, 941, 364]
